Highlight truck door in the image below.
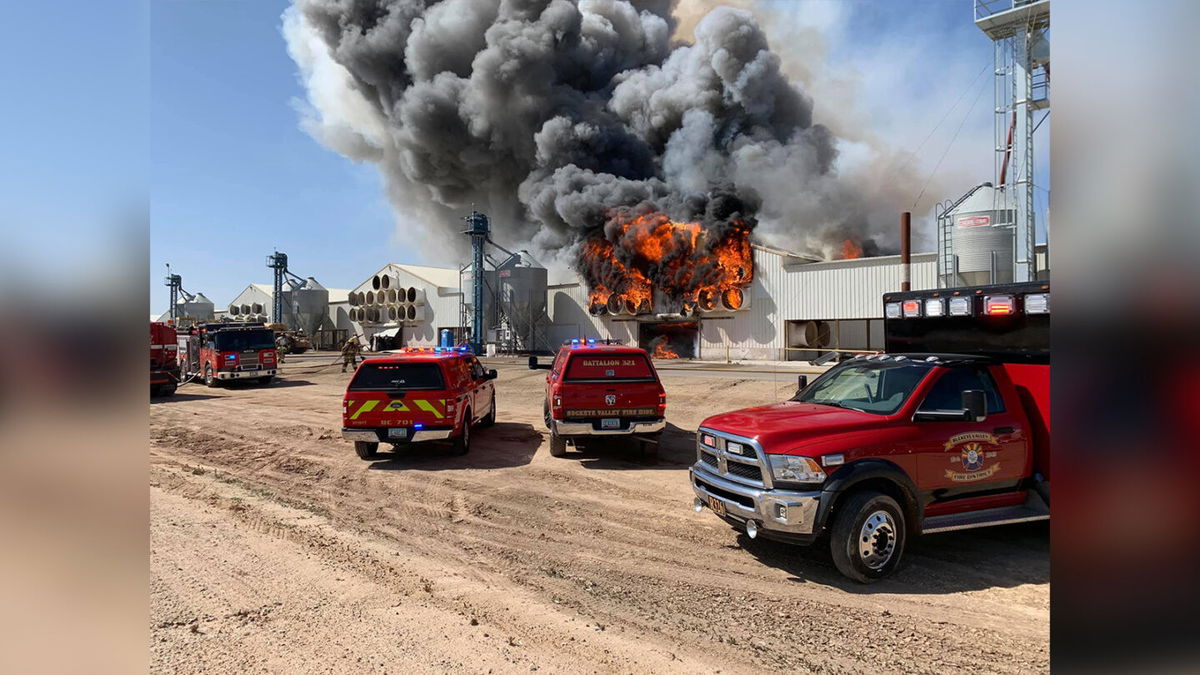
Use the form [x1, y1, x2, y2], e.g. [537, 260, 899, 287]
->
[467, 356, 493, 422]
[911, 365, 1029, 499]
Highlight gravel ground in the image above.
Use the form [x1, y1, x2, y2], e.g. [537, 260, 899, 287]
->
[150, 358, 1049, 673]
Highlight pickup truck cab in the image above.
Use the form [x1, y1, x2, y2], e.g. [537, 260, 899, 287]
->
[342, 346, 497, 460]
[691, 282, 1050, 582]
[530, 339, 667, 457]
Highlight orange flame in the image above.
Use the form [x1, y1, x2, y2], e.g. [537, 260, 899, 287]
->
[652, 340, 679, 359]
[840, 239, 864, 260]
[582, 211, 754, 313]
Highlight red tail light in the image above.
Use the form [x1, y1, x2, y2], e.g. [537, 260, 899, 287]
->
[551, 395, 563, 420]
[984, 294, 1015, 316]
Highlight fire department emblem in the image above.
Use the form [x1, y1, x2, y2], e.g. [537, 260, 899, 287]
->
[961, 443, 985, 471]
[605, 394, 617, 406]
[944, 432, 1001, 482]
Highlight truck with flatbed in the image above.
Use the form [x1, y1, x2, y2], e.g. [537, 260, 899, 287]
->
[690, 281, 1050, 582]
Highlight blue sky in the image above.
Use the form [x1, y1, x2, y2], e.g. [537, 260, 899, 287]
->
[149, 0, 400, 313]
[139, 0, 1047, 314]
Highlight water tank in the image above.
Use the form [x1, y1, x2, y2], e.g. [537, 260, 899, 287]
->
[948, 184, 1016, 285]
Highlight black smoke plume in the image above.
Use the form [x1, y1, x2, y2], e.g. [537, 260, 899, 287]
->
[285, 0, 873, 266]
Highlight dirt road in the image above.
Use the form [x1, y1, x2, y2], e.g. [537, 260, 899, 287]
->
[151, 358, 1049, 673]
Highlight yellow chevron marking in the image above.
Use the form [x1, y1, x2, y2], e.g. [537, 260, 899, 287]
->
[414, 399, 444, 419]
[350, 400, 379, 420]
[382, 400, 409, 413]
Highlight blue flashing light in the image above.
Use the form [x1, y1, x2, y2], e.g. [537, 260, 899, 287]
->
[225, 354, 236, 360]
[414, 423, 424, 429]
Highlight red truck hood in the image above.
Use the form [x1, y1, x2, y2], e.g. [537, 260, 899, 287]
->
[701, 401, 881, 451]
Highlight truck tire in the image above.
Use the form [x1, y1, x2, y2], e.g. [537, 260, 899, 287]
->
[450, 411, 471, 456]
[830, 490, 907, 583]
[160, 383, 177, 397]
[204, 366, 217, 388]
[354, 441, 379, 460]
[480, 395, 496, 428]
[548, 432, 567, 457]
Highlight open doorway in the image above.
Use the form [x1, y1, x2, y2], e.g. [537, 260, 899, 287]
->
[638, 321, 699, 359]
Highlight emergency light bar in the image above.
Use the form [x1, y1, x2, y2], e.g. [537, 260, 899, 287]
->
[902, 300, 922, 318]
[924, 298, 945, 317]
[885, 302, 902, 319]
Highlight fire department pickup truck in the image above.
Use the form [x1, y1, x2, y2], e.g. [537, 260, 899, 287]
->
[342, 346, 497, 460]
[529, 339, 667, 457]
[691, 282, 1050, 582]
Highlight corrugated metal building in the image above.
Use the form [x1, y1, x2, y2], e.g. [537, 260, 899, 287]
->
[547, 247, 937, 361]
[343, 264, 465, 347]
[346, 243, 1048, 360]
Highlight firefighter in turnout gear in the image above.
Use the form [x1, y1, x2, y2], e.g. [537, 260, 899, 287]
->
[341, 336, 362, 373]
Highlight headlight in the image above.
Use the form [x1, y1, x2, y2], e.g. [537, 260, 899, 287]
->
[767, 455, 826, 483]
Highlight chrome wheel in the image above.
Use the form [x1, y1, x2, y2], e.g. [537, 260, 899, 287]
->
[858, 510, 898, 570]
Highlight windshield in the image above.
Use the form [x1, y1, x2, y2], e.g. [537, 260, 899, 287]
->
[349, 362, 445, 391]
[214, 329, 274, 351]
[564, 353, 656, 382]
[793, 359, 933, 415]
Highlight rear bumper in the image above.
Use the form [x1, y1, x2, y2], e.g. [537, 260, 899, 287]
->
[552, 418, 665, 437]
[216, 368, 276, 380]
[342, 427, 454, 443]
[690, 463, 824, 542]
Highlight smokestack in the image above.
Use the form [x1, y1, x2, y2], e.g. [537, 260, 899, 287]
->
[900, 211, 912, 292]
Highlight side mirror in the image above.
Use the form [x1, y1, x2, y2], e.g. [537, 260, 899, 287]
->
[962, 389, 987, 422]
[486, 369, 498, 380]
[796, 374, 809, 395]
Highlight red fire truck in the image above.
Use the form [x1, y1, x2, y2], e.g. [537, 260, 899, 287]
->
[690, 281, 1050, 582]
[150, 322, 180, 397]
[177, 322, 279, 387]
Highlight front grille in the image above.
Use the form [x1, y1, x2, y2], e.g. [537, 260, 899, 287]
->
[726, 461, 763, 482]
[697, 429, 767, 487]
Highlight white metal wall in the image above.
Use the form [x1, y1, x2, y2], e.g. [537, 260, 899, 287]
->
[698, 249, 936, 359]
[348, 264, 463, 347]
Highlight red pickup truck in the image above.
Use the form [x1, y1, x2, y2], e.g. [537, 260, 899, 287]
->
[530, 339, 667, 457]
[342, 347, 497, 460]
[691, 282, 1050, 582]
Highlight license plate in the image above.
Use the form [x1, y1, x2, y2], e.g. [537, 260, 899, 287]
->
[600, 418, 620, 429]
[387, 427, 409, 439]
[707, 496, 726, 516]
